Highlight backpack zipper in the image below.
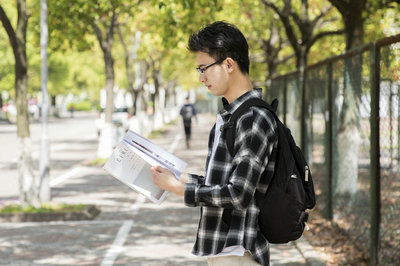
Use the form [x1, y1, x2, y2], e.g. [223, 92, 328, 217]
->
[305, 166, 309, 182]
[305, 222, 310, 231]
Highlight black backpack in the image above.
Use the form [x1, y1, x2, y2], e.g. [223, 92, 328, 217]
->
[182, 105, 193, 122]
[224, 97, 316, 244]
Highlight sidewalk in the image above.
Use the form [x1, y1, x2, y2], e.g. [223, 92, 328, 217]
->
[0, 113, 325, 265]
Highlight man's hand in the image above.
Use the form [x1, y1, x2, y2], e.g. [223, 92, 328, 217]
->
[150, 166, 187, 197]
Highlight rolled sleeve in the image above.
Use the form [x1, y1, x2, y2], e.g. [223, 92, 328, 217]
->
[188, 174, 205, 185]
[184, 183, 197, 207]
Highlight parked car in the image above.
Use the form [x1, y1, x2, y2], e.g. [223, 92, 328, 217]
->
[95, 107, 131, 136]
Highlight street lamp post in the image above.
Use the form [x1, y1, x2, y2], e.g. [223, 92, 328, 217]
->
[39, 0, 50, 202]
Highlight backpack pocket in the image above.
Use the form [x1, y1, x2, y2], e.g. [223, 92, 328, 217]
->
[257, 185, 305, 244]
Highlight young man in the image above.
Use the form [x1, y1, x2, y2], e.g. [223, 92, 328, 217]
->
[180, 96, 198, 148]
[150, 21, 277, 266]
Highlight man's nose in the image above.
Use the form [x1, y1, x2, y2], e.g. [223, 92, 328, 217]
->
[199, 73, 206, 83]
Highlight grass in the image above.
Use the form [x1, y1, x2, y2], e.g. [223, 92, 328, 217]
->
[85, 157, 108, 166]
[147, 128, 167, 138]
[0, 203, 88, 214]
[147, 118, 177, 139]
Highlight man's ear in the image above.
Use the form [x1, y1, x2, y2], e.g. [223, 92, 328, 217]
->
[225, 57, 235, 73]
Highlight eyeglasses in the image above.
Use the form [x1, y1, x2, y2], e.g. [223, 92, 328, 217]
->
[196, 58, 225, 74]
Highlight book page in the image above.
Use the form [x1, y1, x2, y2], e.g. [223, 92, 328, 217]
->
[103, 130, 187, 204]
[123, 130, 187, 178]
[104, 142, 168, 204]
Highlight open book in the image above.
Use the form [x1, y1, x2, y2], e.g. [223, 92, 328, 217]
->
[103, 130, 187, 204]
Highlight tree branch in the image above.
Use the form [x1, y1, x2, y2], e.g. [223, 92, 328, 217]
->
[309, 29, 345, 48]
[262, 0, 283, 17]
[262, 0, 301, 56]
[328, 0, 348, 15]
[311, 5, 333, 28]
[0, 5, 17, 52]
[105, 9, 117, 44]
[276, 53, 295, 65]
[92, 23, 104, 51]
[116, 24, 128, 55]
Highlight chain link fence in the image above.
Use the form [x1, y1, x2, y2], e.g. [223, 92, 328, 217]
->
[377, 38, 400, 264]
[267, 34, 400, 264]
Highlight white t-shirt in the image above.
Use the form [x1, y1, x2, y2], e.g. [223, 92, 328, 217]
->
[205, 114, 245, 258]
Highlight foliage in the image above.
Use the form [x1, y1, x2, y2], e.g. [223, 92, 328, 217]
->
[1, 0, 399, 105]
[67, 101, 93, 111]
[148, 128, 167, 139]
[85, 157, 108, 166]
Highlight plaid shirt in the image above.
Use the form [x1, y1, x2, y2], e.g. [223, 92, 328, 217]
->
[184, 88, 278, 265]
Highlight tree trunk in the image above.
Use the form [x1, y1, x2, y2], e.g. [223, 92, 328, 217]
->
[151, 67, 160, 111]
[134, 60, 148, 114]
[50, 95, 58, 117]
[334, 0, 365, 195]
[117, 26, 136, 116]
[131, 90, 139, 115]
[93, 13, 117, 158]
[1, 1, 40, 206]
[97, 46, 115, 158]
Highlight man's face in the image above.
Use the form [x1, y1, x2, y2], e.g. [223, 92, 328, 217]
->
[196, 52, 229, 97]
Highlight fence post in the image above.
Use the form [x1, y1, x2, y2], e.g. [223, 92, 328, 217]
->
[300, 66, 307, 156]
[369, 43, 381, 266]
[283, 77, 287, 125]
[398, 84, 400, 172]
[326, 62, 333, 221]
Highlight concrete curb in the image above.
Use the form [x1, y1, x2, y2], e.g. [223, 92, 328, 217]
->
[294, 237, 326, 266]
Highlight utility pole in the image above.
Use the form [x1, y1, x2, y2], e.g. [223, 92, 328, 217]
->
[39, 0, 50, 202]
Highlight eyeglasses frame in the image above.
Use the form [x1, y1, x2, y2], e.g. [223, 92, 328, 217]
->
[196, 58, 226, 74]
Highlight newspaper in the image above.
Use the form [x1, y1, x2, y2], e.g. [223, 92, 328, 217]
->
[103, 130, 187, 204]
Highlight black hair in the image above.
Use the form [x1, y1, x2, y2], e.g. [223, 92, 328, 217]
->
[188, 21, 249, 74]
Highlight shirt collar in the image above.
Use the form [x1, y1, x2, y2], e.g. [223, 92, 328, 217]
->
[219, 88, 263, 119]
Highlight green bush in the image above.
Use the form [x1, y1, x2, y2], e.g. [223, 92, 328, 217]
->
[67, 101, 93, 111]
[0, 203, 88, 214]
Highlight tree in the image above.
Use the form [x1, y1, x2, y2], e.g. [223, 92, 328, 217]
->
[128, 0, 221, 115]
[0, 0, 40, 206]
[91, 6, 118, 158]
[116, 26, 149, 116]
[49, 0, 141, 158]
[261, 0, 344, 155]
[229, 0, 295, 87]
[328, 0, 400, 195]
[0, 23, 14, 107]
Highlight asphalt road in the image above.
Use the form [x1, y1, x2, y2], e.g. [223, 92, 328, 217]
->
[0, 112, 324, 265]
[0, 111, 98, 199]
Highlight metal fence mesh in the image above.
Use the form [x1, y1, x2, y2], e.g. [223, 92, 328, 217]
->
[330, 51, 372, 257]
[268, 35, 400, 263]
[379, 43, 400, 264]
[305, 65, 328, 214]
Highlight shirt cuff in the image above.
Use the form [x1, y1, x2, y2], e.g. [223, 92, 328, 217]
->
[188, 174, 204, 185]
[184, 183, 197, 207]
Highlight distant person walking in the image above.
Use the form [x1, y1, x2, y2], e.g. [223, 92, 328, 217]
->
[180, 97, 197, 148]
[69, 104, 75, 118]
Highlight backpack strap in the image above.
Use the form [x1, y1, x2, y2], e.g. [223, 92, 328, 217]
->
[225, 98, 278, 157]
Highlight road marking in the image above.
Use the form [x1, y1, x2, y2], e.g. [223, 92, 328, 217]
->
[168, 134, 182, 153]
[101, 220, 133, 266]
[130, 194, 146, 210]
[50, 166, 83, 187]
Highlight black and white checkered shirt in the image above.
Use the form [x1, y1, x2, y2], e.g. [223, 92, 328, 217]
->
[184, 88, 278, 265]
